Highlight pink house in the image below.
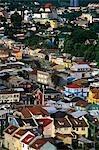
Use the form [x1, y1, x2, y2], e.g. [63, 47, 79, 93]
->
[36, 117, 55, 137]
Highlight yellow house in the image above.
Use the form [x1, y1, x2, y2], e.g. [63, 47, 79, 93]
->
[55, 116, 89, 141]
[56, 133, 73, 145]
[12, 51, 22, 60]
[64, 59, 73, 69]
[16, 51, 22, 60]
[3, 125, 33, 150]
[87, 88, 99, 104]
[3, 125, 18, 150]
[67, 116, 89, 138]
[55, 117, 72, 135]
[33, 18, 58, 28]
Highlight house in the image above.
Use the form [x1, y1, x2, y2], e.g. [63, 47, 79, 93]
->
[75, 100, 89, 111]
[12, 49, 22, 60]
[70, 63, 91, 79]
[86, 104, 99, 117]
[0, 90, 20, 103]
[3, 125, 18, 150]
[8, 76, 32, 90]
[34, 88, 61, 105]
[87, 88, 99, 104]
[29, 137, 56, 150]
[8, 117, 38, 129]
[20, 132, 35, 150]
[36, 117, 55, 137]
[3, 125, 36, 150]
[54, 115, 89, 139]
[13, 106, 49, 119]
[63, 83, 89, 98]
[37, 69, 53, 86]
[67, 115, 89, 138]
[54, 117, 72, 135]
[56, 132, 73, 145]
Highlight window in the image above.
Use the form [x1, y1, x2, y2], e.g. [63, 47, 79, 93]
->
[14, 95, 16, 97]
[75, 128, 78, 131]
[64, 127, 68, 130]
[82, 127, 85, 130]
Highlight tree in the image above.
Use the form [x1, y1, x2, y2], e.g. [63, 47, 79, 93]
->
[64, 39, 74, 54]
[74, 43, 82, 56]
[72, 29, 97, 43]
[84, 46, 95, 61]
[11, 11, 22, 28]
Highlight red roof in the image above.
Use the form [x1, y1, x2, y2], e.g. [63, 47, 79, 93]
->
[21, 134, 35, 145]
[17, 106, 48, 118]
[14, 129, 28, 139]
[66, 83, 84, 89]
[37, 118, 52, 127]
[77, 62, 90, 65]
[18, 107, 32, 118]
[75, 100, 88, 107]
[4, 125, 18, 135]
[43, 3, 55, 9]
[31, 138, 53, 149]
[27, 106, 48, 116]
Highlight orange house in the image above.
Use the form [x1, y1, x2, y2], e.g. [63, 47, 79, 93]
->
[87, 88, 99, 104]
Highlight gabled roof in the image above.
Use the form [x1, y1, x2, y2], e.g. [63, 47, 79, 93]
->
[87, 104, 99, 110]
[15, 118, 37, 127]
[4, 125, 18, 135]
[36, 118, 52, 127]
[27, 106, 48, 116]
[68, 115, 88, 127]
[17, 106, 49, 118]
[30, 138, 54, 149]
[91, 88, 99, 99]
[66, 83, 84, 89]
[56, 132, 73, 138]
[55, 118, 71, 128]
[14, 129, 28, 139]
[75, 100, 88, 107]
[21, 134, 35, 145]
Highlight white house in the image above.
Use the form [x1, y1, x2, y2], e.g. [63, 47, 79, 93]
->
[0, 90, 20, 103]
[63, 83, 89, 98]
[70, 63, 91, 79]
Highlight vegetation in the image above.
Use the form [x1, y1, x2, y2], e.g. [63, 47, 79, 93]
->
[63, 28, 99, 64]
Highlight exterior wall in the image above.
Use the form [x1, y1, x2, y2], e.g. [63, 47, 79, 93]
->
[33, 18, 58, 28]
[64, 87, 88, 98]
[21, 143, 28, 150]
[81, 13, 93, 23]
[87, 91, 99, 104]
[73, 127, 88, 138]
[12, 137, 21, 150]
[16, 51, 22, 60]
[70, 71, 92, 79]
[4, 133, 21, 150]
[56, 127, 72, 135]
[0, 92, 20, 103]
[37, 70, 51, 85]
[63, 137, 72, 144]
[43, 119, 55, 137]
[4, 133, 13, 150]
[75, 106, 86, 111]
[41, 142, 57, 150]
[65, 61, 73, 69]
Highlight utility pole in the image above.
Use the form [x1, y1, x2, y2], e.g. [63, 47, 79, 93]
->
[94, 124, 96, 150]
[42, 85, 45, 106]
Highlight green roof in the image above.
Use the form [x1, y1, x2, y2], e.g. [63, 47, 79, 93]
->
[86, 104, 99, 110]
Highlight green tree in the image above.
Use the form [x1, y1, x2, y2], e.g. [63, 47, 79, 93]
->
[64, 39, 74, 54]
[11, 11, 22, 28]
[84, 46, 95, 61]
